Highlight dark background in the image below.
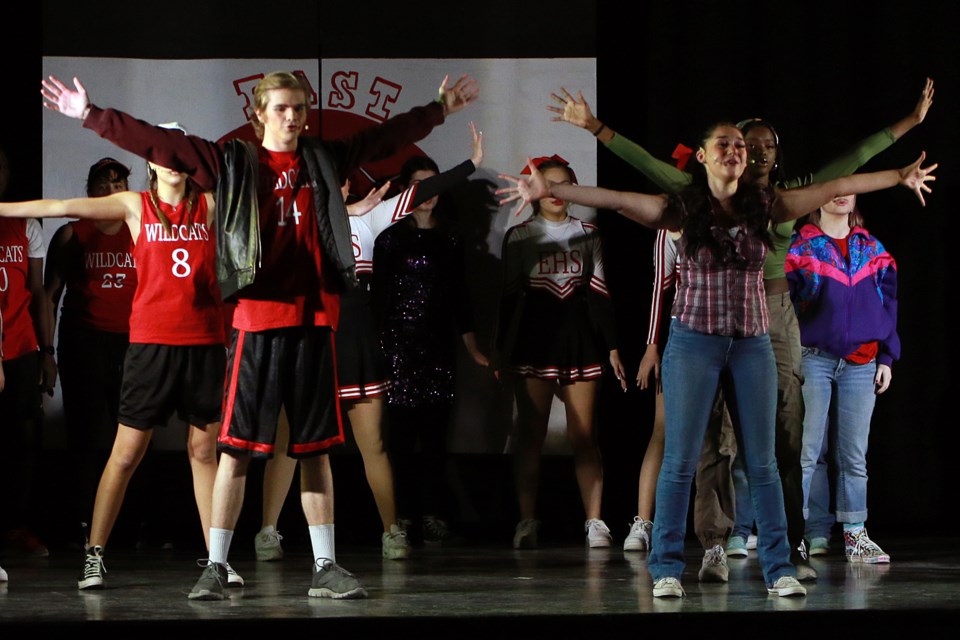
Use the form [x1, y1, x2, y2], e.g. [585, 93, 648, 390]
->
[1, 0, 954, 551]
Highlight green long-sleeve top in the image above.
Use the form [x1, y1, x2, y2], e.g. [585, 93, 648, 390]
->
[605, 127, 896, 280]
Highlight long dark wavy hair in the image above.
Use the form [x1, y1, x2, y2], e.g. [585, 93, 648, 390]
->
[668, 122, 774, 259]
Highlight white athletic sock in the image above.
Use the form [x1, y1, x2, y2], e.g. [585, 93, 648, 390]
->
[209, 528, 234, 564]
[309, 524, 336, 563]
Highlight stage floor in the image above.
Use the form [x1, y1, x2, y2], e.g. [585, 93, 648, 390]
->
[3, 535, 960, 634]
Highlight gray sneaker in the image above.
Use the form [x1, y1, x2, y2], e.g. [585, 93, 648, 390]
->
[188, 560, 227, 600]
[254, 527, 284, 562]
[622, 517, 652, 552]
[513, 518, 539, 549]
[382, 525, 411, 560]
[698, 544, 729, 583]
[308, 559, 368, 599]
[78, 545, 106, 590]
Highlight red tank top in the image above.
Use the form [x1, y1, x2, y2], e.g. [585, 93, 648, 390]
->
[0, 218, 38, 359]
[60, 220, 137, 333]
[128, 192, 225, 345]
[231, 147, 338, 331]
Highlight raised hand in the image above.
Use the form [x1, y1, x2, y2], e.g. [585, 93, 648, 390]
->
[40, 75, 90, 119]
[496, 159, 549, 217]
[439, 74, 480, 116]
[547, 87, 598, 130]
[346, 181, 392, 217]
[912, 77, 934, 124]
[898, 151, 937, 206]
[469, 121, 483, 168]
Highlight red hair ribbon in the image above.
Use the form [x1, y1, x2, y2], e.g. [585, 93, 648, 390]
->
[672, 144, 694, 171]
[520, 154, 578, 184]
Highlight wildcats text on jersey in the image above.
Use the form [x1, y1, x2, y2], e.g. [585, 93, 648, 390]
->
[85, 251, 136, 269]
[142, 222, 210, 243]
[0, 244, 25, 263]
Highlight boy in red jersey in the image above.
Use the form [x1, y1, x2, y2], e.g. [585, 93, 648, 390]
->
[41, 70, 478, 600]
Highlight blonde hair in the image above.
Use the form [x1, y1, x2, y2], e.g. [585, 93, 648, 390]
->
[251, 71, 312, 139]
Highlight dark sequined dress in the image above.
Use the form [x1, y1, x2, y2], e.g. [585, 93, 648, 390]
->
[372, 220, 474, 408]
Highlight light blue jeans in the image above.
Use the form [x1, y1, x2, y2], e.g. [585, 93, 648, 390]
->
[804, 427, 834, 540]
[800, 348, 877, 530]
[650, 320, 794, 586]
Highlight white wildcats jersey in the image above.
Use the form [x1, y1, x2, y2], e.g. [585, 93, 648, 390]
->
[502, 215, 608, 300]
[351, 184, 420, 275]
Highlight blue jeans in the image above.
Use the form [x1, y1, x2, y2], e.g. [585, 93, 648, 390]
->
[731, 454, 754, 539]
[650, 320, 794, 586]
[805, 427, 834, 540]
[800, 349, 877, 528]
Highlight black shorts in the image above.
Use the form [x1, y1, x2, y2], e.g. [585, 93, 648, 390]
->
[220, 326, 344, 459]
[0, 351, 41, 423]
[118, 343, 225, 430]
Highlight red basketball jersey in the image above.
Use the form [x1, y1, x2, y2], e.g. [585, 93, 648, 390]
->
[128, 192, 224, 345]
[60, 220, 138, 333]
[0, 218, 39, 359]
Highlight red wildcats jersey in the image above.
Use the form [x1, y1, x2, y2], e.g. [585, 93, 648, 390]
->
[231, 147, 338, 331]
[60, 220, 138, 333]
[0, 218, 41, 359]
[128, 192, 224, 345]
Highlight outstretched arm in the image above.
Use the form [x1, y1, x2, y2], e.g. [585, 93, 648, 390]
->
[789, 78, 936, 189]
[774, 152, 937, 221]
[497, 158, 675, 229]
[0, 192, 139, 223]
[548, 87, 693, 193]
[358, 122, 482, 236]
[330, 74, 480, 177]
[42, 75, 222, 190]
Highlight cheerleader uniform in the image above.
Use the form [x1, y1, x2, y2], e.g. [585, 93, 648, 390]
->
[118, 192, 225, 430]
[498, 214, 617, 382]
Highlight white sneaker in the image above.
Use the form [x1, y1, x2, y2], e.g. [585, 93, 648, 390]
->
[254, 526, 284, 562]
[0, 565, 7, 582]
[225, 562, 244, 587]
[623, 516, 652, 552]
[767, 575, 807, 597]
[382, 524, 411, 560]
[652, 576, 685, 598]
[844, 527, 890, 564]
[513, 518, 539, 549]
[746, 533, 758, 550]
[585, 519, 612, 548]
